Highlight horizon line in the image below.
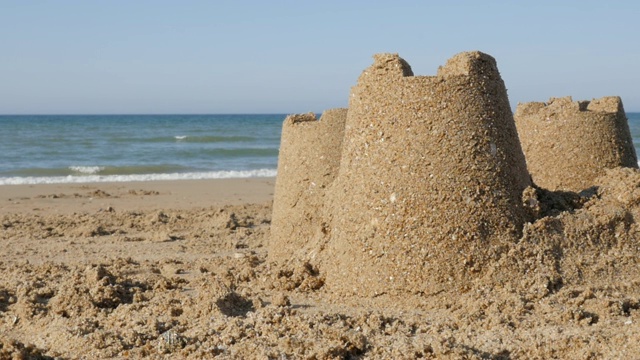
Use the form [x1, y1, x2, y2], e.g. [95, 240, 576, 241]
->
[2, 110, 640, 116]
[0, 112, 306, 116]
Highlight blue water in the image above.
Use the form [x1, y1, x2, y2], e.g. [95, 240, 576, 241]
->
[1, 113, 639, 185]
[0, 114, 284, 184]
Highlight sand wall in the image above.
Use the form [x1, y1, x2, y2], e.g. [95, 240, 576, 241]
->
[269, 109, 348, 264]
[515, 96, 638, 192]
[317, 52, 532, 297]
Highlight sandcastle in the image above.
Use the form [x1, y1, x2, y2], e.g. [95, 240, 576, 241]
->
[270, 109, 348, 262]
[271, 52, 533, 297]
[515, 96, 638, 192]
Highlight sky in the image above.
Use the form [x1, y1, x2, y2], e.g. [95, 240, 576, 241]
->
[1, 0, 639, 114]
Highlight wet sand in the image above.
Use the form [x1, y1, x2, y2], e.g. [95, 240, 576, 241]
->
[0, 178, 276, 214]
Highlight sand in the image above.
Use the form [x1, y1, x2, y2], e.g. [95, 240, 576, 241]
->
[515, 96, 638, 192]
[304, 52, 534, 298]
[1, 172, 640, 359]
[270, 109, 347, 264]
[3, 51, 640, 358]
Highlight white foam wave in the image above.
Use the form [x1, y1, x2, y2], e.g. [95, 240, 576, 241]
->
[175, 135, 187, 140]
[0, 169, 277, 185]
[69, 166, 105, 174]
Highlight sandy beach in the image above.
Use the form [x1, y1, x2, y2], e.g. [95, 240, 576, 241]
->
[0, 178, 276, 214]
[1, 172, 640, 359]
[5, 0, 640, 356]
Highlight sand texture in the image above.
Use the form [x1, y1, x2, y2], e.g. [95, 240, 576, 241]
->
[270, 109, 347, 264]
[4, 51, 640, 359]
[515, 96, 638, 192]
[2, 170, 640, 358]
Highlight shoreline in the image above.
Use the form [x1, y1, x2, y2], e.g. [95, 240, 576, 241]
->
[0, 169, 279, 186]
[0, 177, 276, 215]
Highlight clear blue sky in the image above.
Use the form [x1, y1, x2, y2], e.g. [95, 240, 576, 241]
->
[1, 0, 639, 114]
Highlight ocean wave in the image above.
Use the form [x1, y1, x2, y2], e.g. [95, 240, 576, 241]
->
[69, 166, 105, 174]
[0, 169, 277, 185]
[111, 135, 265, 144]
[171, 135, 274, 144]
[188, 148, 279, 157]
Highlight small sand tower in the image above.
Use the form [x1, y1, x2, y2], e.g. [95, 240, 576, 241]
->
[269, 109, 348, 263]
[515, 96, 637, 192]
[316, 52, 532, 297]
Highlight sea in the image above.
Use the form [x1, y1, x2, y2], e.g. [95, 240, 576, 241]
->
[0, 114, 284, 185]
[1, 113, 640, 186]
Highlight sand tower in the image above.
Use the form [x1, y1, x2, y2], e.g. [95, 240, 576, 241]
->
[315, 52, 532, 297]
[515, 96, 637, 192]
[270, 109, 348, 263]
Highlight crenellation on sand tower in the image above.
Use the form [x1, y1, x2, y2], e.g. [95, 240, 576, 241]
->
[515, 101, 547, 117]
[269, 108, 348, 264]
[586, 96, 625, 113]
[365, 53, 414, 78]
[285, 113, 317, 124]
[437, 51, 500, 78]
[515, 96, 637, 192]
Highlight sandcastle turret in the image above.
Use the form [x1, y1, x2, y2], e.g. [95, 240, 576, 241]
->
[515, 96, 637, 192]
[270, 109, 348, 263]
[316, 52, 532, 297]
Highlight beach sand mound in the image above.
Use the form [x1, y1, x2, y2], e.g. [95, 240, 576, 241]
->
[515, 96, 638, 192]
[492, 167, 640, 296]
